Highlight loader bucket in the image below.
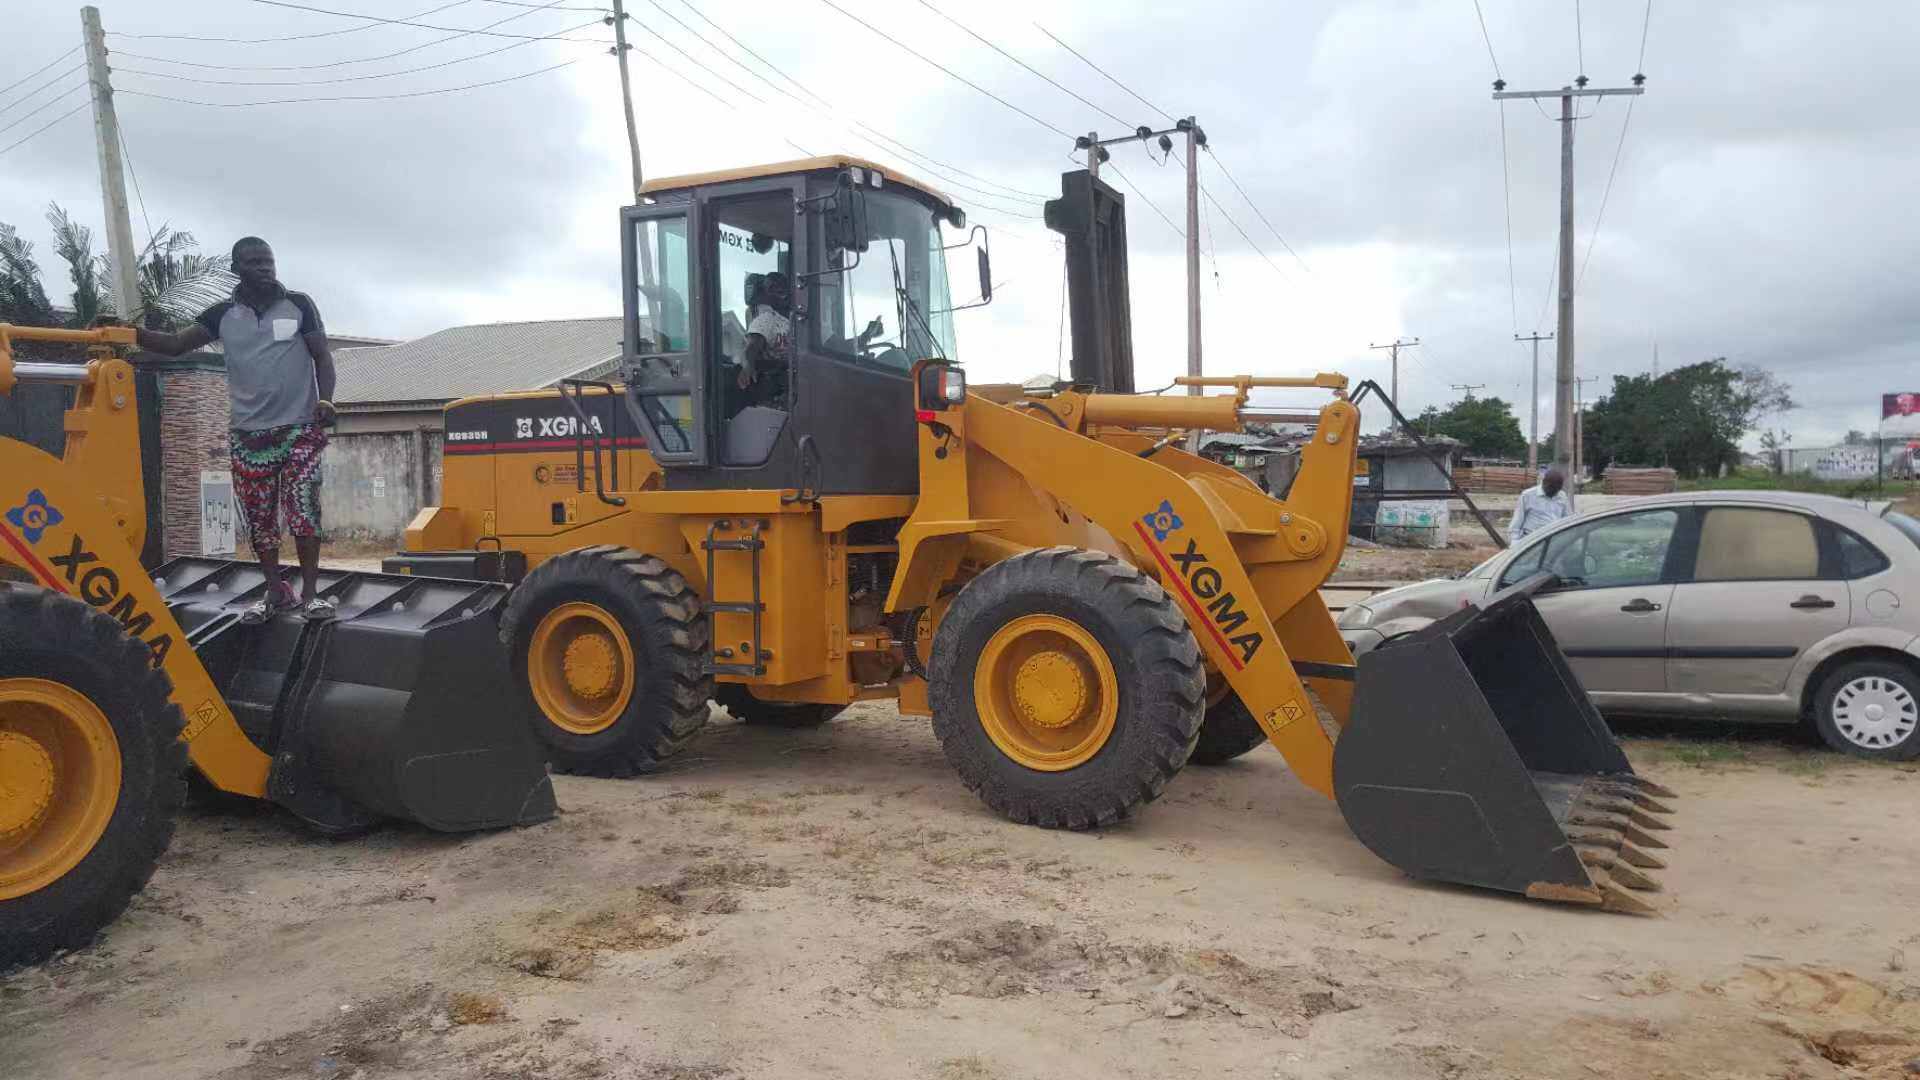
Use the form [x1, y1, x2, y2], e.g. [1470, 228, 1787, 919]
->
[154, 558, 556, 835]
[1331, 573, 1675, 913]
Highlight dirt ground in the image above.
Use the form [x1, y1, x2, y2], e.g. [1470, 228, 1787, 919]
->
[4, 708, 1917, 1080]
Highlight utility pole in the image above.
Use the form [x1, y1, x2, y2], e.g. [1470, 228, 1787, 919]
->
[1179, 118, 1203, 397]
[1450, 383, 1486, 399]
[1574, 374, 1599, 481]
[1368, 338, 1419, 433]
[1494, 73, 1647, 510]
[1516, 331, 1553, 473]
[80, 6, 141, 326]
[1083, 130, 1103, 180]
[608, 1, 643, 199]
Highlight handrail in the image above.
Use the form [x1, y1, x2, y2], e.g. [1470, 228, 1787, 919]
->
[556, 378, 626, 507]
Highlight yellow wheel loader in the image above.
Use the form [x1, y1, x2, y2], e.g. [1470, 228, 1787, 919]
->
[0, 325, 555, 967]
[390, 156, 1676, 912]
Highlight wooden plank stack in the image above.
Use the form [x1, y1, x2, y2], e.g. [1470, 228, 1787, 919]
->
[1601, 467, 1678, 494]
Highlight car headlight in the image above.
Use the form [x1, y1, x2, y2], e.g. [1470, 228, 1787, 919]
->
[1341, 603, 1375, 629]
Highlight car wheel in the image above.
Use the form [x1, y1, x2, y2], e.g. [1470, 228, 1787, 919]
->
[1811, 660, 1920, 761]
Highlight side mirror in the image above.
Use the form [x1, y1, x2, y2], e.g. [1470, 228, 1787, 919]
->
[825, 173, 869, 255]
[976, 246, 992, 304]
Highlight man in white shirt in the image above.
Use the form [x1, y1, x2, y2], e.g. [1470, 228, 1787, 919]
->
[738, 271, 794, 407]
[1510, 466, 1571, 541]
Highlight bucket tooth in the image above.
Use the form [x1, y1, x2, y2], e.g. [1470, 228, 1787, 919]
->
[1596, 781, 1676, 814]
[1567, 829, 1667, 870]
[1615, 842, 1666, 870]
[1577, 849, 1661, 892]
[1628, 808, 1673, 832]
[1622, 823, 1668, 850]
[1627, 776, 1678, 800]
[1595, 879, 1660, 916]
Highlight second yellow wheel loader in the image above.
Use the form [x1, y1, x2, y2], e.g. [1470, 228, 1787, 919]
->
[390, 156, 1677, 913]
[0, 325, 554, 968]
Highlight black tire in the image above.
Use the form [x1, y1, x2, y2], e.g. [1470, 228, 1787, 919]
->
[1189, 691, 1268, 766]
[713, 684, 846, 728]
[499, 546, 712, 777]
[927, 547, 1205, 829]
[0, 585, 188, 968]
[1810, 658, 1920, 761]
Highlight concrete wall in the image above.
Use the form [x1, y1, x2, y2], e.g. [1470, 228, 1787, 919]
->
[156, 363, 233, 558]
[317, 429, 443, 542]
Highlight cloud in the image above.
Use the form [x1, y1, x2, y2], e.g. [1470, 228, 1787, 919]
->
[3, 0, 1914, 447]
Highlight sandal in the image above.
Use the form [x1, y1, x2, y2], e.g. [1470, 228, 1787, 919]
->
[302, 596, 337, 622]
[240, 582, 298, 625]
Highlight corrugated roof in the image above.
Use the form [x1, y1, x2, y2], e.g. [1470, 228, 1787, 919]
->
[332, 317, 623, 406]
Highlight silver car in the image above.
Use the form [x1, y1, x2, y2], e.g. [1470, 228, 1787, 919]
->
[1338, 490, 1920, 759]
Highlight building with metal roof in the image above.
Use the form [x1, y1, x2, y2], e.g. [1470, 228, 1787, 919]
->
[331, 316, 623, 429]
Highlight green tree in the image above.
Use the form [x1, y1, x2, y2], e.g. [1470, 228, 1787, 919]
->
[1583, 359, 1796, 478]
[1410, 395, 1527, 458]
[0, 204, 234, 332]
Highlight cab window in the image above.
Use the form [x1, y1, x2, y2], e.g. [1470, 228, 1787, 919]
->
[811, 189, 957, 372]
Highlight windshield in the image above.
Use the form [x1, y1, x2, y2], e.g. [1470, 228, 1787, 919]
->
[811, 190, 957, 370]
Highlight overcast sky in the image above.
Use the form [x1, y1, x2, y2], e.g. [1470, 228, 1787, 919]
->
[3, 0, 1917, 446]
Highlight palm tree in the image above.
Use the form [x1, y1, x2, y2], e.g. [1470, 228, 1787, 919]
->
[1, 204, 237, 332]
[46, 202, 107, 327]
[130, 225, 235, 330]
[0, 223, 55, 326]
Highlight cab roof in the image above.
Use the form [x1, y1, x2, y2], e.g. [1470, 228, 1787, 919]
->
[638, 155, 956, 211]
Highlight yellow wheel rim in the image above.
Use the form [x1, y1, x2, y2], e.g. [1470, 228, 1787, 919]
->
[528, 602, 634, 736]
[973, 614, 1118, 771]
[0, 678, 123, 901]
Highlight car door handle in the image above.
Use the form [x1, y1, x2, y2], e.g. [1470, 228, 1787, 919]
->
[1620, 598, 1662, 613]
[1790, 595, 1837, 610]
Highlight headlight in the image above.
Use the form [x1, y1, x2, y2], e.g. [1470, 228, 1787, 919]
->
[1341, 603, 1375, 629]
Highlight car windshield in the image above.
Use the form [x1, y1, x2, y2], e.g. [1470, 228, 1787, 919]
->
[1883, 509, 1920, 550]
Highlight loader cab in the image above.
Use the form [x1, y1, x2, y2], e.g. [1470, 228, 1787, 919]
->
[620, 156, 977, 495]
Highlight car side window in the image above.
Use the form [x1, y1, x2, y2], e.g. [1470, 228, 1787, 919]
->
[1496, 538, 1548, 587]
[1508, 509, 1681, 590]
[1833, 525, 1892, 579]
[1693, 508, 1819, 581]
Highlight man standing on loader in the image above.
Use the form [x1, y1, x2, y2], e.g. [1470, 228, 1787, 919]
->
[136, 237, 338, 622]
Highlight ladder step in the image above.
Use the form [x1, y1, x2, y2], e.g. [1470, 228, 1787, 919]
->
[702, 539, 764, 552]
[709, 601, 763, 614]
[705, 661, 765, 676]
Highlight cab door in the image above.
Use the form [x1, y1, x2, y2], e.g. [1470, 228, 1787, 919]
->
[621, 200, 706, 465]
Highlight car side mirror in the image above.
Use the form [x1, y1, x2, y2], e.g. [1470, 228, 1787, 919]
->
[977, 246, 992, 304]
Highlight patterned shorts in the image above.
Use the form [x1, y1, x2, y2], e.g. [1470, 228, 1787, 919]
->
[230, 422, 327, 550]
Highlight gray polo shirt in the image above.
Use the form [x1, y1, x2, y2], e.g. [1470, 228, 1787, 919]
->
[196, 289, 325, 431]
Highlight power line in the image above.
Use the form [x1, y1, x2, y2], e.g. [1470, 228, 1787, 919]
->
[917, 2, 1129, 128]
[633, 2, 1043, 213]
[1577, 99, 1635, 285]
[1637, 0, 1655, 70]
[118, 128, 157, 265]
[620, 14, 765, 104]
[119, 56, 583, 107]
[237, 0, 609, 43]
[114, 17, 606, 86]
[112, 0, 478, 43]
[1498, 101, 1517, 334]
[113, 1, 598, 72]
[1200, 184, 1298, 282]
[0, 63, 87, 121]
[671, 0, 1050, 203]
[0, 83, 87, 138]
[813, 0, 1075, 139]
[0, 99, 90, 158]
[1033, 23, 1173, 124]
[474, 0, 607, 9]
[1574, 0, 1586, 77]
[1101, 160, 1183, 239]
[1469, 0, 1503, 80]
[1, 47, 81, 100]
[1202, 147, 1310, 273]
